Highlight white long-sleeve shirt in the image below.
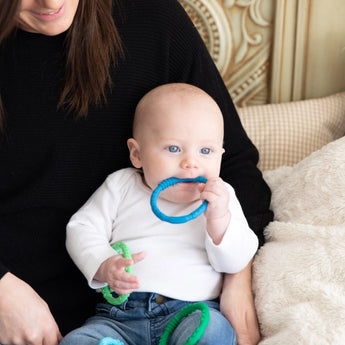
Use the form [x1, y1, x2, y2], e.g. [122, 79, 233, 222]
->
[66, 168, 258, 301]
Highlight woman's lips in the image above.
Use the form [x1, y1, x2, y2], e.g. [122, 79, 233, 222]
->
[30, 3, 65, 22]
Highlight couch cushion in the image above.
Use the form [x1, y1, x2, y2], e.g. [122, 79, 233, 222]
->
[238, 92, 345, 170]
[253, 136, 345, 344]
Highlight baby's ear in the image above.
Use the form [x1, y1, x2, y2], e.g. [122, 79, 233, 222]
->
[127, 138, 142, 168]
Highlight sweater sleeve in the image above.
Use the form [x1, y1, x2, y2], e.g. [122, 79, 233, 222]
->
[166, 0, 273, 245]
[0, 262, 9, 280]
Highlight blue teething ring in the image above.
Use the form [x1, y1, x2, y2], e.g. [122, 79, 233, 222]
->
[150, 177, 208, 224]
[99, 337, 124, 345]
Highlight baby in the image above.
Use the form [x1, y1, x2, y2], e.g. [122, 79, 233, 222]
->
[61, 83, 258, 345]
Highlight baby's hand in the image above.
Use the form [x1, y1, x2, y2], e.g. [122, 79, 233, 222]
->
[200, 177, 229, 219]
[95, 251, 146, 295]
[199, 177, 231, 244]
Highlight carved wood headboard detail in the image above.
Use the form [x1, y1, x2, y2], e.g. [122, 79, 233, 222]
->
[179, 0, 345, 107]
[178, 0, 274, 107]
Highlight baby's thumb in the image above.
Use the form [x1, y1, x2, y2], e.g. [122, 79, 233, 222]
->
[132, 251, 146, 264]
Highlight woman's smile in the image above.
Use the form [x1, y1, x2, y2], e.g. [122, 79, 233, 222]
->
[29, 3, 65, 22]
[18, 0, 79, 35]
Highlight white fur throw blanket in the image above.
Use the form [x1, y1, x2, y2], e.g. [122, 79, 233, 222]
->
[253, 136, 345, 345]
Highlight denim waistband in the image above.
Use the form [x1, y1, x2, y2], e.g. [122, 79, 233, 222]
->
[97, 291, 168, 303]
[98, 292, 174, 311]
[97, 291, 219, 313]
[127, 292, 171, 302]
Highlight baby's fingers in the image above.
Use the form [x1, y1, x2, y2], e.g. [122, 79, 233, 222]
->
[116, 251, 146, 269]
[108, 271, 140, 295]
[204, 178, 225, 193]
[202, 178, 227, 198]
[108, 251, 145, 294]
[115, 256, 134, 270]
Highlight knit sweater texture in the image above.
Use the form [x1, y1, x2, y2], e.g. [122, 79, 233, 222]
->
[0, 0, 272, 333]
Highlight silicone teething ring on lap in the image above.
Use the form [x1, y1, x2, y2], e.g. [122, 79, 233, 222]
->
[150, 176, 208, 224]
[98, 302, 210, 345]
[99, 337, 124, 345]
[101, 242, 134, 305]
[99, 242, 210, 344]
[159, 302, 210, 345]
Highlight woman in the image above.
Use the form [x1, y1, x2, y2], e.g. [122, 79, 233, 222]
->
[0, 1, 273, 344]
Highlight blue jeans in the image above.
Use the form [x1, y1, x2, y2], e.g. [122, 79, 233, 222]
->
[60, 292, 236, 345]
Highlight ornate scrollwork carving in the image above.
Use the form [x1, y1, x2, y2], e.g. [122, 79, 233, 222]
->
[224, 0, 270, 64]
[178, 0, 273, 106]
[178, 0, 232, 75]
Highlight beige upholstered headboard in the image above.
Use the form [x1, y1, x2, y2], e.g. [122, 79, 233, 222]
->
[178, 0, 345, 107]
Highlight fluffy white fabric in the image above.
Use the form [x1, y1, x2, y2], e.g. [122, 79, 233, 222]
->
[253, 136, 345, 345]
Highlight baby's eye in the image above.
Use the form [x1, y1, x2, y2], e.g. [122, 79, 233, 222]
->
[166, 145, 180, 153]
[200, 147, 211, 154]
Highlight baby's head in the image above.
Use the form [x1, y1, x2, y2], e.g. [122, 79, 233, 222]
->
[127, 83, 225, 203]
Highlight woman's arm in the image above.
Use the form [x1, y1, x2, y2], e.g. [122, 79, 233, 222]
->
[220, 261, 260, 345]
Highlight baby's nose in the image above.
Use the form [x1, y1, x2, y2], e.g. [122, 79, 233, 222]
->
[181, 156, 199, 169]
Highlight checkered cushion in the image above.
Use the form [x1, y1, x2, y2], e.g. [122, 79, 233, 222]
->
[237, 92, 345, 171]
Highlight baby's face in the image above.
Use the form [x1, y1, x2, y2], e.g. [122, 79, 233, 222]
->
[129, 89, 224, 204]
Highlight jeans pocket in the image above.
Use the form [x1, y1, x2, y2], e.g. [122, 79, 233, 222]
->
[95, 302, 113, 316]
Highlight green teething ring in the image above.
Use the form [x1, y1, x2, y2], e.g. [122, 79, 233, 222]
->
[101, 242, 134, 305]
[98, 302, 210, 345]
[101, 243, 210, 344]
[159, 302, 210, 345]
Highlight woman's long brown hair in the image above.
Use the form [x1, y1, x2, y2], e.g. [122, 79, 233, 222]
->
[0, 0, 123, 131]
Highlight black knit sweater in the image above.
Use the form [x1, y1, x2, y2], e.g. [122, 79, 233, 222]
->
[0, 0, 272, 334]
